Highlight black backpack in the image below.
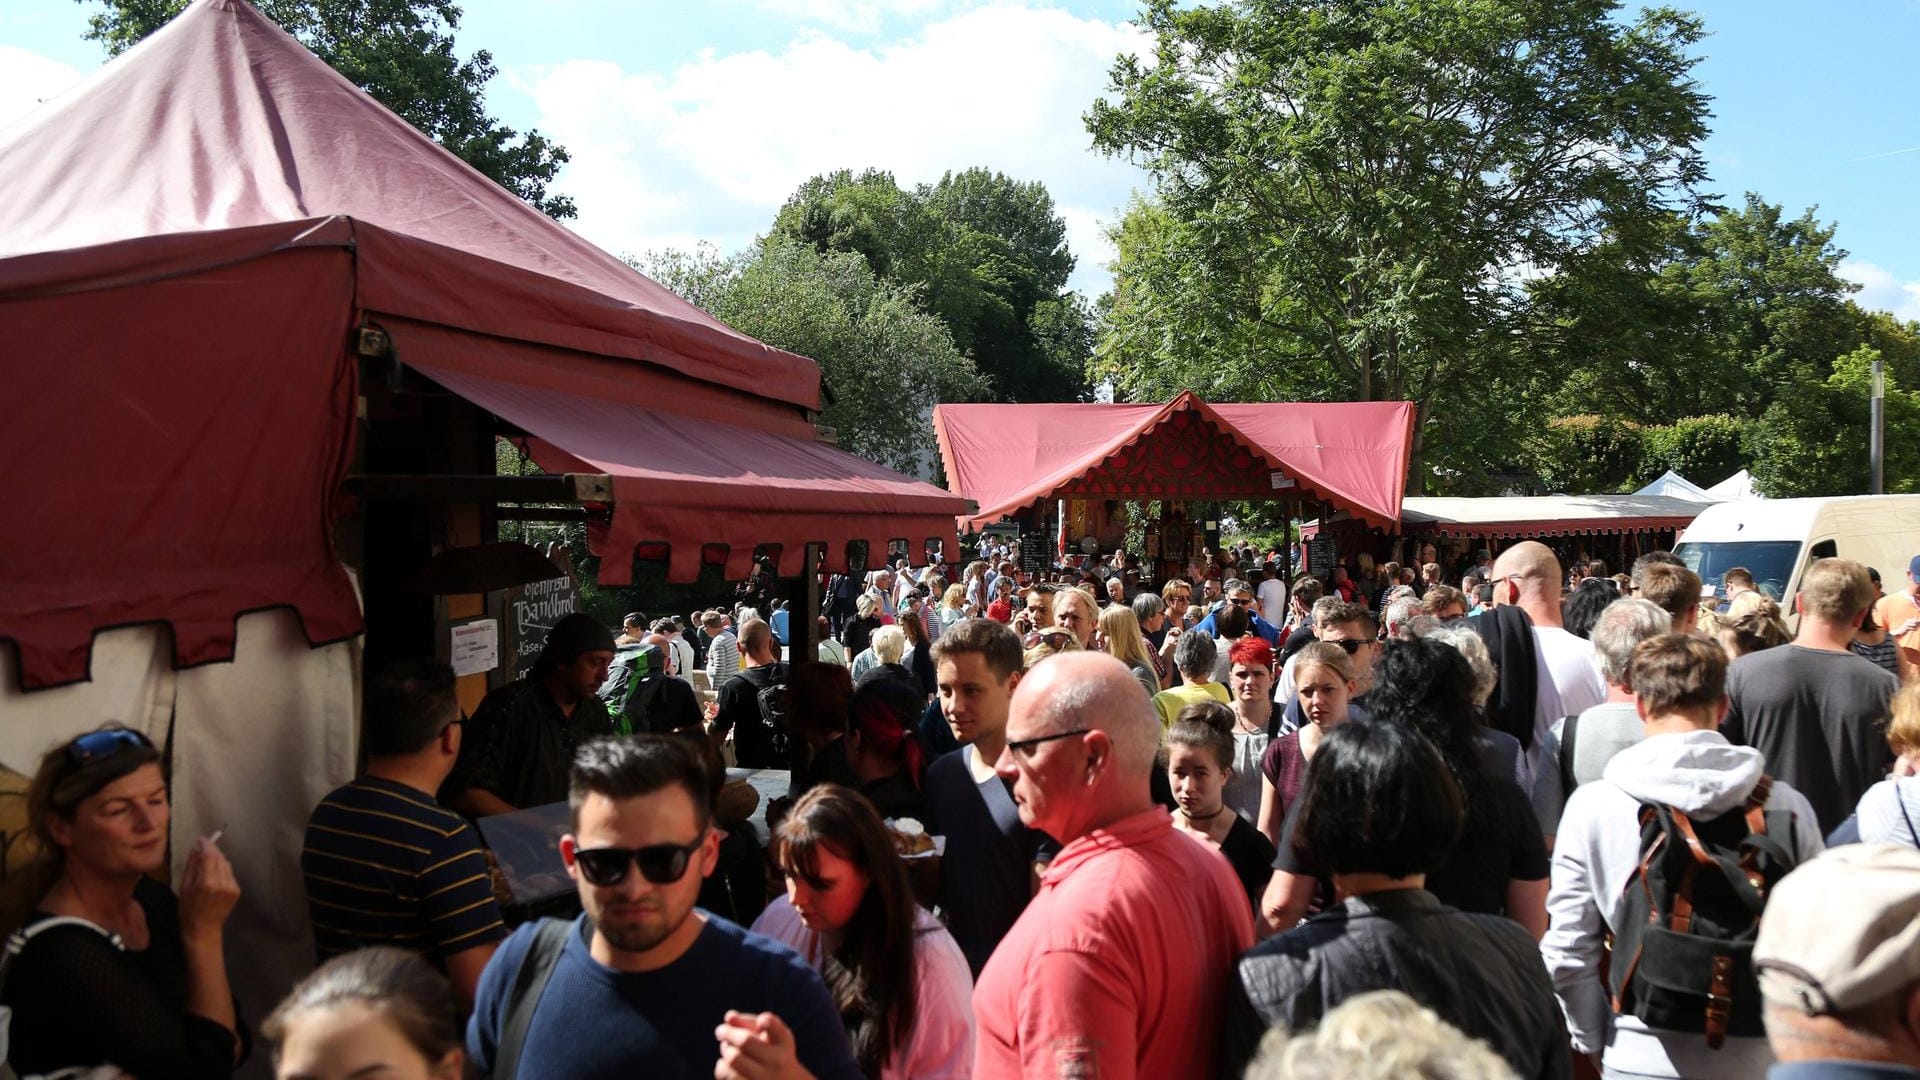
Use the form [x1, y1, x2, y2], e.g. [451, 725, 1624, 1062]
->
[753, 663, 792, 764]
[1608, 776, 1798, 1048]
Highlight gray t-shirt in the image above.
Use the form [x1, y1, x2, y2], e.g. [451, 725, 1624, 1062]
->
[1530, 700, 1643, 835]
[1724, 645, 1898, 833]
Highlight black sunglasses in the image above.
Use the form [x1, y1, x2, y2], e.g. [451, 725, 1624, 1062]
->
[573, 836, 706, 887]
[66, 728, 155, 767]
[1005, 728, 1091, 756]
[1327, 638, 1367, 655]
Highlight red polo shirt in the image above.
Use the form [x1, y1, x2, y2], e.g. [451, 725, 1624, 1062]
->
[972, 807, 1255, 1080]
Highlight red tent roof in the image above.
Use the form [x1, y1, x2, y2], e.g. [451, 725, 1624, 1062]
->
[0, 0, 820, 411]
[0, 0, 967, 688]
[934, 393, 1414, 530]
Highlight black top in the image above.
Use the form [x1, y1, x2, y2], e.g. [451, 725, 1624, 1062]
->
[922, 746, 1053, 973]
[859, 768, 926, 822]
[2, 878, 243, 1079]
[1218, 815, 1278, 915]
[840, 615, 880, 658]
[1225, 889, 1570, 1080]
[1272, 767, 1546, 918]
[714, 662, 789, 770]
[447, 678, 614, 810]
[907, 644, 938, 697]
[793, 736, 860, 799]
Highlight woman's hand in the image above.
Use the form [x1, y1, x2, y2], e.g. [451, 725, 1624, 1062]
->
[178, 836, 240, 940]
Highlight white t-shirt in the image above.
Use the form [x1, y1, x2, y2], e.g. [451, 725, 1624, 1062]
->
[1256, 578, 1289, 627]
[1529, 626, 1607, 779]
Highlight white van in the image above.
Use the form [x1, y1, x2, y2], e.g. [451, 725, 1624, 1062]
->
[1673, 496, 1920, 626]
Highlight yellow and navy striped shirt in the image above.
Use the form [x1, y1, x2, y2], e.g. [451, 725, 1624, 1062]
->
[301, 776, 508, 963]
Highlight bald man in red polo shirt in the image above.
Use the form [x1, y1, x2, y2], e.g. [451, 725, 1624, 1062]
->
[973, 652, 1254, 1080]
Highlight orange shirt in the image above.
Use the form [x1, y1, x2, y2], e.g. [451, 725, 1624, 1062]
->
[1875, 590, 1920, 665]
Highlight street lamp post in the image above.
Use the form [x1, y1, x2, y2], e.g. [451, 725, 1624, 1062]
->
[1872, 356, 1886, 495]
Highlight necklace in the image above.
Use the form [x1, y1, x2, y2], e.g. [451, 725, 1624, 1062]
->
[1179, 804, 1228, 824]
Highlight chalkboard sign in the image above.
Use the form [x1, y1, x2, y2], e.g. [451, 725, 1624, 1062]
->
[504, 573, 580, 679]
[1021, 515, 1051, 575]
[1306, 536, 1338, 577]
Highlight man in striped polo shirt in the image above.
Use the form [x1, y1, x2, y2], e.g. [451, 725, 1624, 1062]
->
[302, 658, 509, 1008]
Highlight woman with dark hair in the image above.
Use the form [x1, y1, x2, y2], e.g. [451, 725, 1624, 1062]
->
[0, 725, 246, 1078]
[788, 661, 860, 798]
[1561, 576, 1619, 640]
[847, 677, 929, 821]
[265, 947, 462, 1080]
[753, 785, 974, 1079]
[1361, 639, 1549, 935]
[1168, 703, 1277, 914]
[1222, 720, 1570, 1080]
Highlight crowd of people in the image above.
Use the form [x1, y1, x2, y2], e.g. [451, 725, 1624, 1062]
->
[6, 536, 1920, 1080]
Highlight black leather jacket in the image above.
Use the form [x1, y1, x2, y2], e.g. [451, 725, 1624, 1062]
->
[1223, 888, 1571, 1079]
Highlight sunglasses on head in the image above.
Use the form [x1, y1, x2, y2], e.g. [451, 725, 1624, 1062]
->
[66, 728, 155, 767]
[572, 836, 706, 887]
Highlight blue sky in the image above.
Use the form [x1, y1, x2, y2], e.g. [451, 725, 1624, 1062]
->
[2, 0, 1916, 317]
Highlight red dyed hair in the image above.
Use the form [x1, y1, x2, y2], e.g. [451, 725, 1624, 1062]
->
[1227, 636, 1275, 671]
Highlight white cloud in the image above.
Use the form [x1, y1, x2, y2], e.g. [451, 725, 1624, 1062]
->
[749, 0, 950, 35]
[0, 45, 85, 131]
[519, 4, 1149, 297]
[1841, 259, 1920, 323]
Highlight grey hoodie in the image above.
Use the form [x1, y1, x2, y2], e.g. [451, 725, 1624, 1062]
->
[1541, 729, 1825, 1079]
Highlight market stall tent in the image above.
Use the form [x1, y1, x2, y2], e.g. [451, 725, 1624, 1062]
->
[0, 0, 966, 1048]
[934, 392, 1417, 532]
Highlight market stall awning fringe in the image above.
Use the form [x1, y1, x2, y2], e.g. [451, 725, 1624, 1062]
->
[413, 362, 970, 584]
[934, 392, 1415, 530]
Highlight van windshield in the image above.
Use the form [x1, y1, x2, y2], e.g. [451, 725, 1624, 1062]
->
[1673, 541, 1803, 601]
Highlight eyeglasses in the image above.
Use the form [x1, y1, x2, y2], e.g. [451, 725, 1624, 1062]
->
[1023, 628, 1075, 647]
[572, 836, 706, 887]
[65, 728, 155, 767]
[1326, 638, 1368, 655]
[1228, 597, 1253, 607]
[1005, 728, 1091, 756]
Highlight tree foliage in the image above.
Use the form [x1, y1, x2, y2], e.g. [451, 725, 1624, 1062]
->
[1086, 0, 1714, 490]
[769, 167, 1092, 403]
[1751, 348, 1920, 497]
[79, 0, 573, 217]
[637, 240, 985, 475]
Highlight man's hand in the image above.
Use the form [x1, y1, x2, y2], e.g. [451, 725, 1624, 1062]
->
[1897, 617, 1920, 637]
[715, 1010, 815, 1080]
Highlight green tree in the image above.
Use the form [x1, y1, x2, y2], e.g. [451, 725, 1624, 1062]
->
[1751, 347, 1920, 497]
[1085, 0, 1713, 491]
[770, 168, 1092, 403]
[638, 239, 985, 474]
[1528, 415, 1645, 495]
[79, 0, 573, 217]
[1639, 415, 1744, 488]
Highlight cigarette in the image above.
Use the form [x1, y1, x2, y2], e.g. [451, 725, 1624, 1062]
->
[205, 826, 225, 845]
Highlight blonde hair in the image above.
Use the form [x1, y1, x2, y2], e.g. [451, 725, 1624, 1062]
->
[870, 625, 907, 665]
[1727, 590, 1778, 620]
[1244, 990, 1518, 1080]
[1798, 558, 1874, 623]
[1890, 681, 1920, 759]
[1098, 604, 1155, 671]
[942, 583, 966, 609]
[1292, 640, 1354, 687]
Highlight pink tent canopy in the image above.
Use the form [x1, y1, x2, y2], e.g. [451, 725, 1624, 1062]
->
[0, 0, 964, 688]
[934, 392, 1415, 531]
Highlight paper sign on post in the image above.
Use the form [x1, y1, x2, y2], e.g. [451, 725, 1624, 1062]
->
[450, 618, 500, 677]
